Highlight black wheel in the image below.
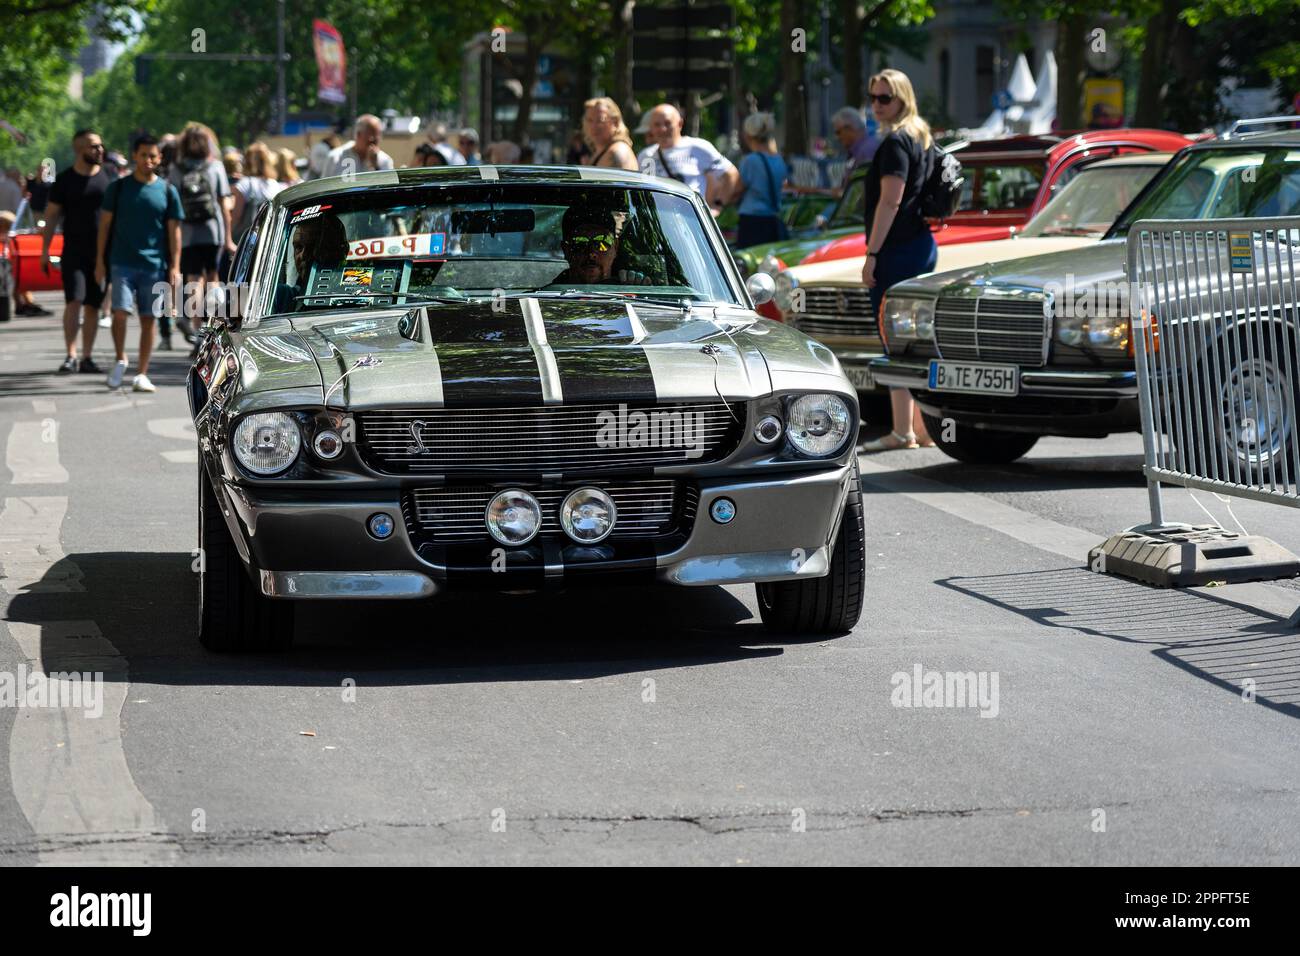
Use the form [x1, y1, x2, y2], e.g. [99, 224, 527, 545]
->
[198, 463, 294, 652]
[921, 412, 1039, 464]
[757, 459, 865, 635]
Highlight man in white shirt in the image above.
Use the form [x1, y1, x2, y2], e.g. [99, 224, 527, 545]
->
[636, 104, 739, 213]
[321, 115, 394, 178]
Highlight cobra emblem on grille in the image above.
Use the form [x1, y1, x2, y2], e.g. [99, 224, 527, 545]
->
[406, 420, 430, 455]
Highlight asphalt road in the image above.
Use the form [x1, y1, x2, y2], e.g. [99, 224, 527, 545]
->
[2, 293, 1299, 865]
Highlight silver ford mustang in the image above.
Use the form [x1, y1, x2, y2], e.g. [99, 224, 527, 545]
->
[189, 166, 864, 650]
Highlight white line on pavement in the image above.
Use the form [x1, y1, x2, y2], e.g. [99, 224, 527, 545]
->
[83, 398, 156, 414]
[6, 620, 173, 864]
[147, 418, 198, 464]
[0, 497, 82, 593]
[31, 400, 56, 414]
[5, 421, 69, 485]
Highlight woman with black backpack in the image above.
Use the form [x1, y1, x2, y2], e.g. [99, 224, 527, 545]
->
[167, 123, 232, 350]
[859, 68, 938, 452]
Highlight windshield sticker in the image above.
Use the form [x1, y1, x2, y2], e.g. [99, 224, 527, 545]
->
[340, 267, 374, 287]
[347, 232, 446, 260]
[290, 203, 333, 224]
[1229, 232, 1253, 272]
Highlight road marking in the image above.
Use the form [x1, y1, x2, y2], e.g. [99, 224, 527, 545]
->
[32, 399, 56, 414]
[83, 398, 156, 414]
[5, 421, 69, 485]
[0, 497, 82, 593]
[147, 418, 197, 464]
[6, 620, 172, 864]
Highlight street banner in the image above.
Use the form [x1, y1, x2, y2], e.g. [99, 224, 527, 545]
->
[313, 19, 347, 105]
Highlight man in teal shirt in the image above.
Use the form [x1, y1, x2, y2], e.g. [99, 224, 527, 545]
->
[95, 134, 183, 392]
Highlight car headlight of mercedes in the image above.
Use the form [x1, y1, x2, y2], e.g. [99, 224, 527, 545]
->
[786, 393, 853, 457]
[1056, 308, 1129, 351]
[882, 295, 936, 341]
[232, 412, 302, 475]
[774, 270, 799, 313]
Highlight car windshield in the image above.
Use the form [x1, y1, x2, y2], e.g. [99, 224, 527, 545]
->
[1111, 147, 1300, 236]
[828, 175, 866, 228]
[1020, 163, 1163, 238]
[957, 158, 1047, 213]
[266, 183, 737, 314]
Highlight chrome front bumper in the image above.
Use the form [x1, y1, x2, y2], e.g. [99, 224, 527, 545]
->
[218, 462, 857, 598]
[869, 355, 1138, 397]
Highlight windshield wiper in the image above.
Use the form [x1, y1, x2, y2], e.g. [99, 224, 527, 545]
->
[523, 288, 701, 307]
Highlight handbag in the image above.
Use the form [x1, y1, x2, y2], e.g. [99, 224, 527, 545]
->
[757, 152, 789, 240]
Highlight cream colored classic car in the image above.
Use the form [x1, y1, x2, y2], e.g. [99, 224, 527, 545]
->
[773, 152, 1174, 391]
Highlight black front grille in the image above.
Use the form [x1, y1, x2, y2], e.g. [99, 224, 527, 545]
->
[357, 401, 745, 473]
[934, 295, 1048, 367]
[406, 479, 688, 542]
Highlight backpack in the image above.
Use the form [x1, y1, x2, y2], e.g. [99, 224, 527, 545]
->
[178, 160, 217, 222]
[919, 144, 963, 219]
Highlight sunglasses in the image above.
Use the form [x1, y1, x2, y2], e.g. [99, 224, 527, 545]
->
[564, 233, 615, 253]
[868, 93, 895, 105]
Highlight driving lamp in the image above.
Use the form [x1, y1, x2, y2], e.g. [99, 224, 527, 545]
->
[486, 490, 542, 546]
[560, 487, 617, 544]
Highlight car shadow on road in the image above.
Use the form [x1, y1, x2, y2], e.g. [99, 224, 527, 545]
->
[4, 552, 820, 687]
[939, 566, 1300, 718]
[900, 455, 1150, 492]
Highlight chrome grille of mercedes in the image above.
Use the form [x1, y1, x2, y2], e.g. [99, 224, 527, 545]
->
[793, 287, 879, 339]
[408, 480, 686, 542]
[934, 295, 1049, 367]
[357, 402, 745, 473]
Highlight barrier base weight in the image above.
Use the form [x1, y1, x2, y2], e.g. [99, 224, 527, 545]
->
[1088, 523, 1300, 588]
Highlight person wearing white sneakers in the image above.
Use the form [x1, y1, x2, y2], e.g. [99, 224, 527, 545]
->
[94, 134, 183, 392]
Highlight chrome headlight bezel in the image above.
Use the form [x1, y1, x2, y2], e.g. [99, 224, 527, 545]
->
[785, 393, 853, 458]
[883, 295, 936, 342]
[231, 411, 302, 476]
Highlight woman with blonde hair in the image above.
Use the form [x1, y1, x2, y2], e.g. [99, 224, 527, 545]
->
[581, 97, 638, 171]
[734, 111, 789, 248]
[276, 147, 301, 185]
[859, 67, 939, 452]
[231, 141, 285, 242]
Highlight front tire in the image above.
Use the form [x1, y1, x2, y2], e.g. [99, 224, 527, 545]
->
[757, 459, 865, 635]
[198, 464, 294, 652]
[922, 412, 1039, 464]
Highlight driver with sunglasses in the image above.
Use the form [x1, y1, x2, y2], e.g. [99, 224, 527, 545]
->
[555, 205, 652, 285]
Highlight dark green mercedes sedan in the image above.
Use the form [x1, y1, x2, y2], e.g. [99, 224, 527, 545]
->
[189, 165, 865, 650]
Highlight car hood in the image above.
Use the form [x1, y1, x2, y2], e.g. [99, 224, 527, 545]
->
[737, 226, 859, 269]
[284, 297, 838, 409]
[889, 238, 1127, 297]
[785, 236, 1098, 289]
[798, 223, 1014, 266]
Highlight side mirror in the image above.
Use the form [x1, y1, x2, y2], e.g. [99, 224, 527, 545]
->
[746, 271, 776, 306]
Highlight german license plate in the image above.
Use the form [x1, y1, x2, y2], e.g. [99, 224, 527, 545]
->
[927, 360, 1019, 396]
[844, 365, 874, 390]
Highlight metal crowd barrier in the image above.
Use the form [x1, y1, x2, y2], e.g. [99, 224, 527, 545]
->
[1091, 216, 1300, 587]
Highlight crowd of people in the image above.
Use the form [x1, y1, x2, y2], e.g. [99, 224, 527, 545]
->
[1, 69, 928, 410]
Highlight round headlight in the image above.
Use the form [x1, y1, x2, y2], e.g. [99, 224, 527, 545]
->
[486, 490, 542, 546]
[786, 393, 852, 457]
[232, 412, 301, 475]
[560, 487, 617, 544]
[774, 271, 799, 312]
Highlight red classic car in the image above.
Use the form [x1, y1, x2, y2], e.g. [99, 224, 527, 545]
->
[797, 128, 1195, 266]
[7, 198, 63, 294]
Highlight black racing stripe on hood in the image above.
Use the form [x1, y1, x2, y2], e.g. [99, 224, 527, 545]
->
[539, 301, 658, 404]
[428, 304, 543, 407]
